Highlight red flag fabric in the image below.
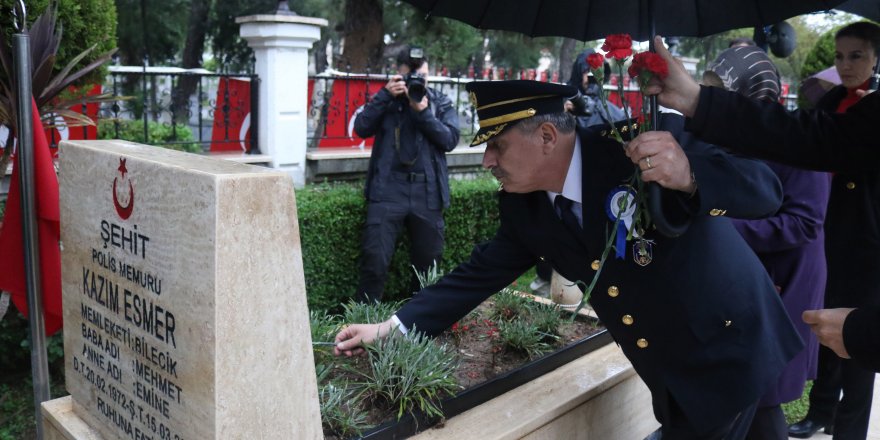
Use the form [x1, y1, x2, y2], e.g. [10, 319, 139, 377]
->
[0, 99, 62, 335]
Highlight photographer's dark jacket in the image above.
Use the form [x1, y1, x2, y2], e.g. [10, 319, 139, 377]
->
[354, 87, 460, 209]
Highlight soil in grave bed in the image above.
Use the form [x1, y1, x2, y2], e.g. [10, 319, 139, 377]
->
[319, 295, 605, 439]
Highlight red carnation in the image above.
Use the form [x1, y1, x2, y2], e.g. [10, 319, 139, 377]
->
[601, 34, 633, 60]
[586, 53, 605, 70]
[628, 51, 669, 79]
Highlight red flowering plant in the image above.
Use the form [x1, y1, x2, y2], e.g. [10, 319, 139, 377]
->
[569, 34, 669, 314]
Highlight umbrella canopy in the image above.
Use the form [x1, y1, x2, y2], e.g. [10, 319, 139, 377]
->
[836, 0, 880, 21]
[403, 0, 846, 42]
[799, 66, 841, 106]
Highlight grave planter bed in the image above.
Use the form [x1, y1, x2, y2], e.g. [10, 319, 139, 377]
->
[316, 292, 616, 439]
[355, 328, 613, 439]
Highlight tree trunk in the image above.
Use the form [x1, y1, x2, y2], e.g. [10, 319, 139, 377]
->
[558, 38, 578, 82]
[172, 0, 210, 125]
[341, 0, 384, 72]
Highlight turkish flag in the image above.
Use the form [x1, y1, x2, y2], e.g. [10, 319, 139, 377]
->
[0, 99, 62, 336]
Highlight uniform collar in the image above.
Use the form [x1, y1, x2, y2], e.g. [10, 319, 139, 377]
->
[546, 136, 582, 205]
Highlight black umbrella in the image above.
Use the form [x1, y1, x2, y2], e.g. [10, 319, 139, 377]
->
[403, 0, 846, 42]
[403, 0, 845, 236]
[836, 0, 880, 21]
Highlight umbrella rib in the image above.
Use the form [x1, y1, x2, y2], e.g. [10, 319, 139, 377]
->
[530, 0, 546, 38]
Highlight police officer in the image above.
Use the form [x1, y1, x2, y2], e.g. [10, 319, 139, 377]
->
[337, 80, 803, 439]
[353, 46, 460, 303]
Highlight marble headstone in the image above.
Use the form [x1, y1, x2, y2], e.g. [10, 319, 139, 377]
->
[44, 140, 322, 439]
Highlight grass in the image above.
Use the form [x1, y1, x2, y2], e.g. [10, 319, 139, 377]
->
[350, 331, 460, 421]
[782, 381, 813, 425]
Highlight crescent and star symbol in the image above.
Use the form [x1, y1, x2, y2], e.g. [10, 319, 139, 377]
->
[113, 158, 134, 220]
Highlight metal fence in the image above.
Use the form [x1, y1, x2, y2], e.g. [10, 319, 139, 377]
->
[46, 67, 260, 154]
[306, 71, 479, 150]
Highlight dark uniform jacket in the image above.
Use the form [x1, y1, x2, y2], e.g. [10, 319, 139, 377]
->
[844, 305, 880, 371]
[684, 86, 880, 373]
[354, 87, 460, 210]
[814, 86, 880, 309]
[396, 116, 803, 434]
[684, 85, 880, 171]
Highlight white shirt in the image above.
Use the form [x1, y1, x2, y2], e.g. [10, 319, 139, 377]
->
[546, 136, 583, 227]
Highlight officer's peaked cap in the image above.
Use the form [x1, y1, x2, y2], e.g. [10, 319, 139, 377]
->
[465, 80, 578, 146]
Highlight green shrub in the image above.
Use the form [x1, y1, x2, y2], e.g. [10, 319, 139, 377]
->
[496, 319, 553, 359]
[0, 0, 117, 85]
[97, 118, 202, 153]
[319, 383, 370, 438]
[0, 308, 64, 374]
[341, 299, 405, 325]
[529, 302, 563, 337]
[298, 176, 501, 313]
[350, 331, 460, 420]
[489, 288, 532, 322]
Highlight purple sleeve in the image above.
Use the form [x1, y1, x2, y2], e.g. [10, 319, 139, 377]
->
[730, 163, 831, 253]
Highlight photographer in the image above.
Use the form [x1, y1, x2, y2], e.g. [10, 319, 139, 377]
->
[567, 49, 628, 127]
[352, 46, 460, 303]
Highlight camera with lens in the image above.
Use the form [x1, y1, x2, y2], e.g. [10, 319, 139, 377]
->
[401, 46, 427, 102]
[404, 72, 427, 102]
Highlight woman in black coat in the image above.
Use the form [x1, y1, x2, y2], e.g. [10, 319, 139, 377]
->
[786, 22, 880, 440]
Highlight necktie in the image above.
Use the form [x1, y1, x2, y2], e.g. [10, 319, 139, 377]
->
[554, 196, 582, 233]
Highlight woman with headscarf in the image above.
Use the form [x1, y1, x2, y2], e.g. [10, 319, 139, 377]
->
[785, 21, 880, 440]
[703, 45, 832, 440]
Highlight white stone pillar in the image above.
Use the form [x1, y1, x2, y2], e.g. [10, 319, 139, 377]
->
[236, 13, 327, 187]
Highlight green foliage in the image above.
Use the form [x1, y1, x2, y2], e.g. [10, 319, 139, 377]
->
[298, 176, 500, 313]
[496, 319, 553, 359]
[489, 288, 532, 322]
[487, 32, 561, 72]
[801, 28, 840, 80]
[0, 308, 64, 374]
[0, 308, 67, 440]
[782, 380, 812, 424]
[114, 0, 189, 65]
[97, 118, 201, 153]
[310, 310, 341, 364]
[351, 331, 460, 420]
[413, 261, 443, 289]
[529, 302, 563, 337]
[209, 0, 340, 73]
[319, 383, 370, 438]
[341, 299, 405, 325]
[0, 0, 117, 84]
[384, 4, 483, 73]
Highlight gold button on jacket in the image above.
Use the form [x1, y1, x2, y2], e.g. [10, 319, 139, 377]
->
[709, 208, 727, 216]
[637, 338, 649, 349]
[846, 182, 856, 190]
[591, 260, 600, 271]
[622, 315, 634, 325]
[607, 286, 619, 297]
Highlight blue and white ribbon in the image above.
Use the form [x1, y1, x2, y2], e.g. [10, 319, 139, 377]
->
[605, 186, 637, 259]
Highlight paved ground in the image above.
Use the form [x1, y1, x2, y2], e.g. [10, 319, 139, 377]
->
[789, 374, 880, 439]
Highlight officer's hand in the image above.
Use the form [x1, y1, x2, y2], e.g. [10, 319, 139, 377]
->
[642, 36, 701, 117]
[385, 75, 406, 97]
[625, 131, 696, 194]
[333, 319, 396, 357]
[409, 94, 429, 112]
[803, 308, 855, 359]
